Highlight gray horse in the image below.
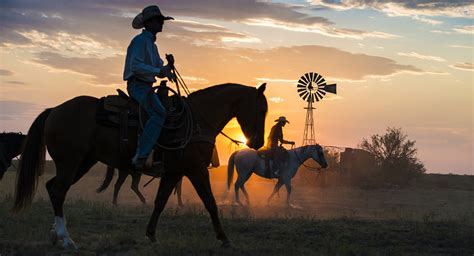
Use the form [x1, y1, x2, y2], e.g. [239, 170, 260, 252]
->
[227, 144, 328, 206]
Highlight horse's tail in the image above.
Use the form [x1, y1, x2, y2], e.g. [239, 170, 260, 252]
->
[227, 151, 237, 190]
[12, 108, 51, 213]
[96, 166, 115, 193]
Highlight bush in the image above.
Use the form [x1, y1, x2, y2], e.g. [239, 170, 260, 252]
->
[359, 127, 426, 187]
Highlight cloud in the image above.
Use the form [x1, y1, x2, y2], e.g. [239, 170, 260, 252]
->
[430, 30, 451, 34]
[397, 52, 446, 62]
[30, 43, 421, 88]
[0, 69, 14, 76]
[310, 0, 474, 20]
[269, 97, 285, 103]
[256, 77, 296, 84]
[32, 52, 124, 86]
[166, 20, 262, 46]
[453, 25, 474, 35]
[5, 81, 27, 85]
[0, 100, 40, 120]
[15, 30, 121, 57]
[448, 44, 473, 49]
[243, 18, 400, 39]
[0, 0, 402, 50]
[450, 62, 473, 71]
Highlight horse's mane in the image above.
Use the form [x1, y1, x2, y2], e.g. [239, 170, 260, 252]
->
[292, 144, 322, 153]
[188, 83, 255, 98]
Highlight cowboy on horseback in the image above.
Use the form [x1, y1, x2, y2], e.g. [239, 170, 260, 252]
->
[124, 5, 176, 170]
[267, 116, 295, 176]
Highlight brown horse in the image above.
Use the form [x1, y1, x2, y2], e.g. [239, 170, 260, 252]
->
[13, 83, 267, 249]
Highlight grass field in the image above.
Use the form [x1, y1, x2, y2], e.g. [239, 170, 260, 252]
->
[0, 164, 473, 255]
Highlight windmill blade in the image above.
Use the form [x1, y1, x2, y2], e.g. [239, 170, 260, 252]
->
[317, 89, 326, 95]
[297, 83, 307, 89]
[300, 74, 309, 84]
[316, 91, 325, 100]
[297, 87, 307, 93]
[323, 84, 337, 94]
[313, 73, 323, 85]
[304, 73, 311, 85]
[299, 91, 308, 99]
[299, 89, 308, 97]
[317, 76, 326, 86]
[313, 93, 319, 102]
[310, 72, 316, 84]
[302, 91, 310, 101]
[297, 79, 307, 87]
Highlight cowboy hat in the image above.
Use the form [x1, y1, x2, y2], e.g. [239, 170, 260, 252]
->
[132, 5, 174, 29]
[274, 116, 289, 124]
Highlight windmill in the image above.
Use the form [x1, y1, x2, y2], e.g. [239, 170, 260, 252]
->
[297, 72, 337, 145]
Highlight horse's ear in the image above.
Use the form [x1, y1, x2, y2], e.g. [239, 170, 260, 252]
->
[257, 83, 266, 94]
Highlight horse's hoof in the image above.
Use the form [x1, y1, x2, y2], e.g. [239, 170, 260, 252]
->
[146, 232, 157, 243]
[221, 240, 233, 249]
[48, 229, 58, 245]
[288, 203, 303, 210]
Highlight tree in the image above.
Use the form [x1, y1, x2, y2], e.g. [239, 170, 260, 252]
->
[359, 127, 425, 186]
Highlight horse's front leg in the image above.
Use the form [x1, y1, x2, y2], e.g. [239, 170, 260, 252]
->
[146, 172, 182, 243]
[188, 165, 231, 247]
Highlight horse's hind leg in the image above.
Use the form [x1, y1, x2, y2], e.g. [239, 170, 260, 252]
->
[267, 179, 283, 203]
[47, 156, 95, 250]
[146, 172, 182, 242]
[284, 182, 292, 206]
[112, 169, 127, 205]
[188, 166, 231, 247]
[234, 171, 252, 205]
[130, 172, 146, 205]
[239, 172, 252, 205]
[240, 186, 250, 205]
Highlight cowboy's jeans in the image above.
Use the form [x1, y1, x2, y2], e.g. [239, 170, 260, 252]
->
[127, 81, 166, 159]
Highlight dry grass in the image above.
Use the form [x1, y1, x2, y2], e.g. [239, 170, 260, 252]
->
[0, 164, 473, 255]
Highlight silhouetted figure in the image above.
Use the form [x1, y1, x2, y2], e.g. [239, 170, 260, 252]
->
[267, 116, 295, 176]
[124, 5, 176, 171]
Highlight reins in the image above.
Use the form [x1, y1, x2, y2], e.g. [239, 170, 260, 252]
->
[293, 145, 323, 171]
[169, 63, 245, 146]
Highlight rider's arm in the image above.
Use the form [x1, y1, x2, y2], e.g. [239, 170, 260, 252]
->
[278, 129, 294, 145]
[129, 37, 163, 78]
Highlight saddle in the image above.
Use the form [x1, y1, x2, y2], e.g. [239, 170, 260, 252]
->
[96, 82, 191, 163]
[257, 147, 289, 177]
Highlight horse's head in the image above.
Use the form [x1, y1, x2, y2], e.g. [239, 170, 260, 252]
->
[310, 144, 328, 169]
[236, 83, 267, 150]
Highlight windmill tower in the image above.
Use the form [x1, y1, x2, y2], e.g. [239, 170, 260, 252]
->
[297, 72, 337, 145]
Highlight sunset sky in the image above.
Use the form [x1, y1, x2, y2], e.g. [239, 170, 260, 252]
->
[0, 1, 472, 174]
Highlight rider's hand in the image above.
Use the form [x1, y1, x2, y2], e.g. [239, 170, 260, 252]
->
[166, 54, 174, 66]
[160, 65, 176, 81]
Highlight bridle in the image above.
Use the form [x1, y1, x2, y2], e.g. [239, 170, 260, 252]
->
[170, 64, 262, 147]
[294, 145, 324, 171]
